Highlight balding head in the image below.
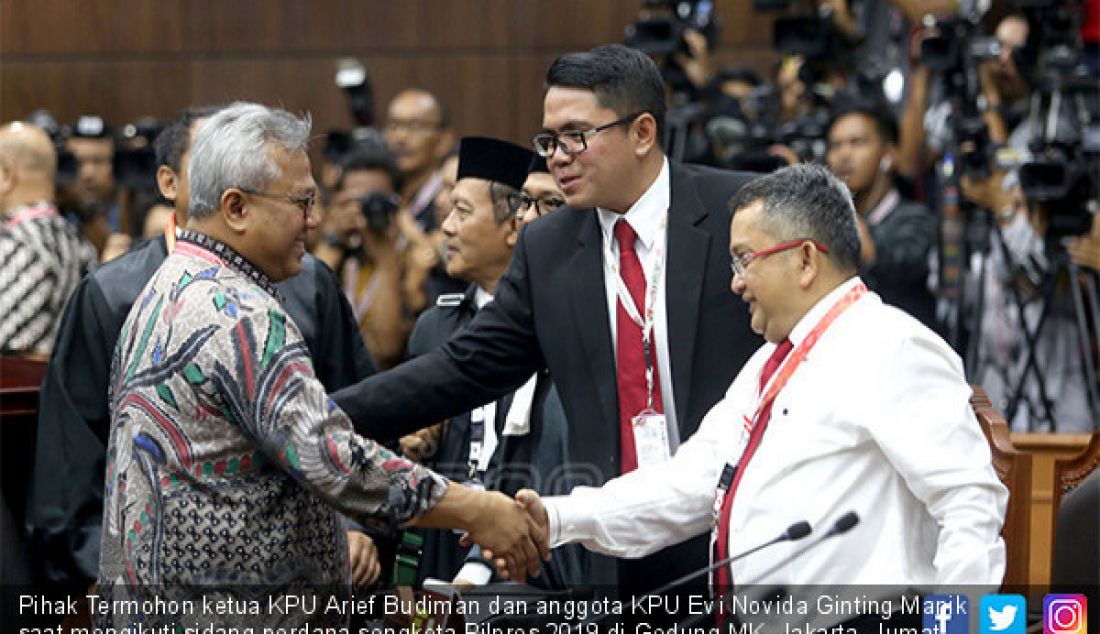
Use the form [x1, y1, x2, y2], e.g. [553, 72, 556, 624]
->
[0, 123, 56, 176]
[0, 122, 57, 213]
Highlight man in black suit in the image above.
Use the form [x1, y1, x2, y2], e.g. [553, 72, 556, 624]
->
[332, 45, 758, 596]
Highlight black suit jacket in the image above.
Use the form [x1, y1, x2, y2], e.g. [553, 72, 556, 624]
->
[332, 162, 759, 591]
[335, 162, 757, 475]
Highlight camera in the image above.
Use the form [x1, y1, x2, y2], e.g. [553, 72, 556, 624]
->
[112, 147, 157, 191]
[358, 191, 400, 233]
[335, 58, 374, 128]
[625, 0, 718, 99]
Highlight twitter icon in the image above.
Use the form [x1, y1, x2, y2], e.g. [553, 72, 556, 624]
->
[982, 594, 1027, 634]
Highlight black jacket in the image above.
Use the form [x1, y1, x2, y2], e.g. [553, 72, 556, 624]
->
[332, 162, 760, 592]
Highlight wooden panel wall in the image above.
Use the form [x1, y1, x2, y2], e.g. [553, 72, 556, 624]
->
[1, 0, 778, 147]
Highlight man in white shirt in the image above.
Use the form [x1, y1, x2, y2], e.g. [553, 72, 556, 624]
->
[519, 164, 1008, 629]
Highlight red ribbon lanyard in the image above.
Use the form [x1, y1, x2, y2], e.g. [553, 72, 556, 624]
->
[165, 214, 177, 253]
[742, 282, 867, 436]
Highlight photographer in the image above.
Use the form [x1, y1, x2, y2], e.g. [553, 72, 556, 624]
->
[826, 98, 939, 330]
[315, 143, 435, 370]
[59, 116, 124, 261]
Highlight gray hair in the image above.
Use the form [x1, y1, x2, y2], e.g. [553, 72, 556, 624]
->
[187, 102, 312, 220]
[727, 164, 861, 272]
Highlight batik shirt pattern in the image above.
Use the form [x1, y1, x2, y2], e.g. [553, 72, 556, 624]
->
[0, 202, 96, 354]
[98, 231, 445, 625]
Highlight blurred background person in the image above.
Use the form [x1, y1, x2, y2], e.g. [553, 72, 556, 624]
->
[0, 121, 96, 357]
[314, 141, 428, 369]
[826, 97, 938, 331]
[59, 116, 122, 261]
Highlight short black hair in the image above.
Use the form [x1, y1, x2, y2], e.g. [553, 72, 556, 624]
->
[154, 105, 223, 172]
[827, 96, 899, 146]
[337, 141, 402, 192]
[545, 44, 666, 149]
[728, 164, 861, 273]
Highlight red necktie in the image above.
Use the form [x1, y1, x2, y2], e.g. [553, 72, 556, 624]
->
[713, 338, 793, 600]
[614, 219, 663, 474]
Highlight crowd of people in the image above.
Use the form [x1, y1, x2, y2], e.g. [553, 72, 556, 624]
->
[2, 0, 1097, 629]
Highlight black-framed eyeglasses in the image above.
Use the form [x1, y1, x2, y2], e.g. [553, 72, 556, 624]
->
[239, 188, 317, 220]
[517, 193, 566, 219]
[532, 111, 645, 158]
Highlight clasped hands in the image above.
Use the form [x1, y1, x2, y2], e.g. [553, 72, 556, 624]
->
[459, 488, 551, 582]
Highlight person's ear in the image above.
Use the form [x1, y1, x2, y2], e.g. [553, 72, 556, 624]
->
[632, 113, 659, 157]
[796, 240, 820, 289]
[0, 160, 14, 196]
[505, 215, 520, 248]
[156, 166, 178, 201]
[221, 188, 248, 233]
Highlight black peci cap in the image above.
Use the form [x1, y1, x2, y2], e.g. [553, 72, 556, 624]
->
[457, 136, 533, 190]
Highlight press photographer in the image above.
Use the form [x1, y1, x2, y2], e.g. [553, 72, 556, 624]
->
[955, 4, 1099, 431]
[315, 142, 438, 370]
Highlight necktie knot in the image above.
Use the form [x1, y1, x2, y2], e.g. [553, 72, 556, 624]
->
[614, 219, 637, 252]
[760, 338, 793, 392]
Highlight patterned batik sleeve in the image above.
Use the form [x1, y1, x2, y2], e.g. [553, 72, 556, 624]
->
[207, 305, 448, 527]
[0, 235, 57, 354]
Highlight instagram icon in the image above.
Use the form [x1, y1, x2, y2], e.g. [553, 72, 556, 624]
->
[1044, 595, 1087, 634]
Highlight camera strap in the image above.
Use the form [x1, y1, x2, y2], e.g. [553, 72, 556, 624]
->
[342, 258, 384, 323]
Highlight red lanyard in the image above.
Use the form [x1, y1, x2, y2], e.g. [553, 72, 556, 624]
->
[741, 282, 868, 437]
[165, 214, 178, 253]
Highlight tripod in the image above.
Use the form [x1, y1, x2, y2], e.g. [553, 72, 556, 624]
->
[965, 215, 1100, 431]
[1005, 248, 1100, 431]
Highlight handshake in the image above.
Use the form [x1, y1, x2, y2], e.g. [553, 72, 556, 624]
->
[412, 485, 550, 582]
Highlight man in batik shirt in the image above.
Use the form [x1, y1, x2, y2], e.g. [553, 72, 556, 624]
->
[0, 121, 96, 356]
[97, 103, 544, 629]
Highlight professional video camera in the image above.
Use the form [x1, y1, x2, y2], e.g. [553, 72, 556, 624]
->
[1015, 1, 1098, 241]
[624, 0, 719, 100]
[919, 13, 1005, 179]
[357, 191, 400, 233]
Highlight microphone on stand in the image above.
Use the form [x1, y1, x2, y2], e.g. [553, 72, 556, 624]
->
[590, 520, 813, 630]
[648, 520, 812, 599]
[673, 511, 861, 631]
[739, 511, 859, 586]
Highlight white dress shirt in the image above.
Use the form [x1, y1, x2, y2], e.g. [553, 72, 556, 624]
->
[545, 278, 1008, 603]
[597, 157, 679, 448]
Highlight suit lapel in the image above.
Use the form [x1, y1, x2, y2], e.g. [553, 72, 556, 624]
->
[665, 164, 711, 432]
[568, 211, 619, 455]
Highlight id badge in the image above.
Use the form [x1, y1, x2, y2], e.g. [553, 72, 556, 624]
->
[632, 409, 671, 468]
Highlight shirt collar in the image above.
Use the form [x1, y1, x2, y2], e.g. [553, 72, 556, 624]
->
[787, 276, 864, 348]
[177, 229, 283, 302]
[474, 285, 494, 310]
[596, 156, 670, 250]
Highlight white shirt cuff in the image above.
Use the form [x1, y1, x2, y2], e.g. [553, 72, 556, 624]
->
[543, 495, 592, 549]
